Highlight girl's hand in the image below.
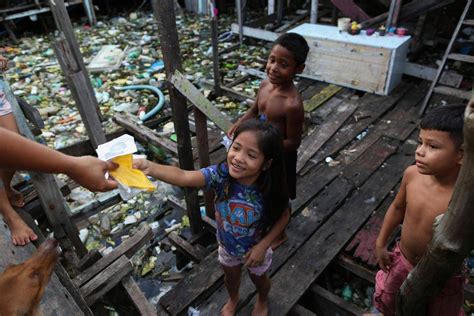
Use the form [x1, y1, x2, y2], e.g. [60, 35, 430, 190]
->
[244, 244, 267, 268]
[132, 158, 152, 175]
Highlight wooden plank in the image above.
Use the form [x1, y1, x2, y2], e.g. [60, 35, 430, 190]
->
[303, 84, 343, 112]
[159, 249, 221, 315]
[305, 284, 367, 315]
[433, 86, 472, 100]
[171, 70, 232, 132]
[113, 113, 178, 155]
[304, 82, 410, 172]
[121, 275, 157, 316]
[225, 74, 251, 88]
[73, 225, 152, 287]
[335, 254, 376, 283]
[463, 19, 474, 26]
[168, 231, 205, 263]
[297, 99, 356, 172]
[53, 38, 105, 148]
[403, 62, 463, 88]
[81, 255, 133, 305]
[230, 23, 279, 42]
[330, 0, 370, 21]
[448, 53, 474, 64]
[251, 138, 416, 315]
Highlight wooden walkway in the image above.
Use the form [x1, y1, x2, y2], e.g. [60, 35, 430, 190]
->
[157, 78, 440, 315]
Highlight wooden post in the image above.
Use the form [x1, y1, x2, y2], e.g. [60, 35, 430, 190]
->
[277, 0, 284, 24]
[310, 0, 318, 24]
[391, 0, 403, 27]
[385, 0, 397, 30]
[268, 0, 275, 15]
[82, 0, 97, 25]
[236, 0, 244, 45]
[151, 0, 203, 235]
[53, 38, 106, 148]
[396, 100, 474, 314]
[210, 1, 222, 96]
[48, 0, 103, 122]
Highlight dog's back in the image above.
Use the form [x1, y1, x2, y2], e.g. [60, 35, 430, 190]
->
[0, 239, 60, 316]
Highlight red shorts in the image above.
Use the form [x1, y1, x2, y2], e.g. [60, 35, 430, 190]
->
[374, 244, 465, 316]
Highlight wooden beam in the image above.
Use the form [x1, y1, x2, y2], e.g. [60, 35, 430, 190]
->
[81, 255, 133, 305]
[330, 0, 370, 22]
[230, 23, 279, 41]
[16, 97, 44, 129]
[53, 37, 105, 148]
[171, 70, 232, 132]
[73, 225, 152, 287]
[306, 284, 367, 315]
[403, 62, 463, 88]
[168, 231, 206, 263]
[121, 276, 157, 316]
[152, 0, 203, 235]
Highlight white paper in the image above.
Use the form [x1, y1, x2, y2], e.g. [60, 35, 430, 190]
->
[96, 134, 137, 161]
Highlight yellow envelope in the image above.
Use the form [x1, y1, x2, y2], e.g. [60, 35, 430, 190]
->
[109, 154, 155, 191]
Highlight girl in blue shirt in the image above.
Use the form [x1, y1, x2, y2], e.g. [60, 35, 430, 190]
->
[134, 119, 290, 316]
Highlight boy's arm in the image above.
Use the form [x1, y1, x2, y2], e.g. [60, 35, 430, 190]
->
[375, 167, 411, 271]
[0, 128, 118, 192]
[245, 207, 290, 267]
[284, 99, 304, 151]
[133, 159, 206, 188]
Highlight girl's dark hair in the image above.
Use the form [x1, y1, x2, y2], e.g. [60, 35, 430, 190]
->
[420, 104, 465, 148]
[221, 119, 289, 231]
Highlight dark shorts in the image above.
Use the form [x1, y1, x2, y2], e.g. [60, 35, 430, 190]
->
[285, 150, 297, 200]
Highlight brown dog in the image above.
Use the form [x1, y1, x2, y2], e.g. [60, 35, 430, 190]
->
[0, 239, 60, 316]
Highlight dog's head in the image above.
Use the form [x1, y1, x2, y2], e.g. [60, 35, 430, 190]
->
[0, 239, 60, 316]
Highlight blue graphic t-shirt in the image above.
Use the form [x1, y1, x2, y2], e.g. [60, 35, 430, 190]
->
[200, 163, 264, 257]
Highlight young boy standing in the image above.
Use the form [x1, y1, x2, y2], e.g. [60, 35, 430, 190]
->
[227, 33, 309, 248]
[374, 105, 466, 316]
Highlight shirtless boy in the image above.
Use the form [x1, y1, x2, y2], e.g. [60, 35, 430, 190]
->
[374, 105, 466, 316]
[227, 33, 309, 248]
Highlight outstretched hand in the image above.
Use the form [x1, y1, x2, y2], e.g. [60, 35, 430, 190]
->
[132, 158, 152, 175]
[68, 156, 118, 192]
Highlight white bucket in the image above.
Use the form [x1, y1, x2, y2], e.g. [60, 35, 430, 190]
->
[337, 17, 351, 32]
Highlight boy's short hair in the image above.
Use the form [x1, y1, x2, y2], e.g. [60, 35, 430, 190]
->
[273, 32, 309, 66]
[420, 105, 465, 148]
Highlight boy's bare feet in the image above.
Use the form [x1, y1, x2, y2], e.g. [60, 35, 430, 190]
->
[6, 186, 24, 208]
[252, 295, 269, 316]
[221, 297, 239, 316]
[2, 205, 37, 246]
[271, 231, 288, 250]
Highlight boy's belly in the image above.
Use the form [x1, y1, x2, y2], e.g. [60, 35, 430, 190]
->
[400, 223, 432, 265]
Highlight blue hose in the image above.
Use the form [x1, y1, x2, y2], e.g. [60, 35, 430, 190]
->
[114, 85, 165, 121]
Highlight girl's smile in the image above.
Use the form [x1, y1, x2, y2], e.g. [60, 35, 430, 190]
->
[228, 131, 266, 186]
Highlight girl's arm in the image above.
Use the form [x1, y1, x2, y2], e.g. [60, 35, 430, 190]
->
[245, 207, 290, 267]
[133, 159, 205, 188]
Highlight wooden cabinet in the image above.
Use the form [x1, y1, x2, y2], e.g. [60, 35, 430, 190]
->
[290, 24, 411, 95]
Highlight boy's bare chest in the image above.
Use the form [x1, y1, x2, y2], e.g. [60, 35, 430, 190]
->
[257, 95, 287, 120]
[405, 183, 451, 222]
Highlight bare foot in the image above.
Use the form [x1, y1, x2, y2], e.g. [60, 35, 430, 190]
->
[2, 206, 37, 246]
[251, 295, 268, 316]
[6, 186, 25, 208]
[221, 297, 239, 316]
[271, 231, 288, 250]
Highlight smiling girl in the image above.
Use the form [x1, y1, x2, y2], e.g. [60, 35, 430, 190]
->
[134, 119, 290, 315]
